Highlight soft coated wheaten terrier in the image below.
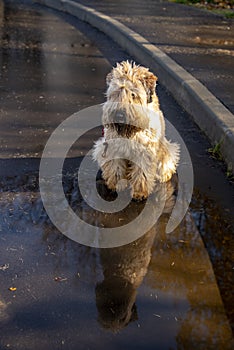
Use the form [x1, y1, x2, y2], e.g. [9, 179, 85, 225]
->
[92, 61, 179, 200]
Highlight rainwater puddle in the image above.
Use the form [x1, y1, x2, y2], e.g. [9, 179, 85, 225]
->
[0, 167, 233, 349]
[0, 1, 233, 349]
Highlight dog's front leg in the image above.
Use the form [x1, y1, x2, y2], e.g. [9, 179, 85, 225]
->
[127, 162, 155, 200]
[93, 139, 128, 192]
[102, 159, 128, 192]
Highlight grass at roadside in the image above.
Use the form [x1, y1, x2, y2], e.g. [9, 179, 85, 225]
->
[208, 141, 234, 180]
[170, 0, 234, 18]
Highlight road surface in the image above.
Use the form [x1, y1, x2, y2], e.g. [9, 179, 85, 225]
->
[0, 1, 233, 349]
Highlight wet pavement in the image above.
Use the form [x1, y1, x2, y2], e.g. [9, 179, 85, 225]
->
[0, 1, 234, 349]
[77, 0, 234, 114]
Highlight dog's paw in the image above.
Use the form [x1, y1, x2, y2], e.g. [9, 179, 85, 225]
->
[105, 180, 117, 192]
[132, 195, 148, 202]
[130, 177, 150, 201]
[131, 190, 149, 201]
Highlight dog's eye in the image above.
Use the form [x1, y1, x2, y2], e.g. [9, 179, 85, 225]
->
[131, 93, 136, 99]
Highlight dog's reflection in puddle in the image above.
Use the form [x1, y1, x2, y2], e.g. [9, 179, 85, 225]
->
[90, 175, 178, 331]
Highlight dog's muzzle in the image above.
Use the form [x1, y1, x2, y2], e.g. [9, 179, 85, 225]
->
[110, 109, 128, 136]
[109, 108, 141, 137]
[113, 109, 126, 124]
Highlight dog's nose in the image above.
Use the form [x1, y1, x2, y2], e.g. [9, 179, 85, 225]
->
[114, 110, 126, 124]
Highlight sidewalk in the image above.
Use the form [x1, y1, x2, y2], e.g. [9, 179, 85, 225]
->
[78, 0, 234, 115]
[37, 0, 234, 173]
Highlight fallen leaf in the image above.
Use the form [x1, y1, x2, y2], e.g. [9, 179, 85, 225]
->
[9, 287, 17, 291]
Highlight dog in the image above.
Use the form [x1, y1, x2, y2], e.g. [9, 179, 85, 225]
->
[92, 61, 179, 200]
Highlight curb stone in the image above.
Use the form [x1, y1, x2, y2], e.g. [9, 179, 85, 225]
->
[37, 0, 234, 174]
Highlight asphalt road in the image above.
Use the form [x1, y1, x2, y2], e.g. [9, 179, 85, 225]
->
[0, 1, 233, 349]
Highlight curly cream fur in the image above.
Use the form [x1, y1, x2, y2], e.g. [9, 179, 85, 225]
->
[92, 61, 180, 200]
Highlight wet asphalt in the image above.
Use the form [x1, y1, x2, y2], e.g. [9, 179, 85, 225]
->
[0, 1, 234, 349]
[77, 0, 234, 114]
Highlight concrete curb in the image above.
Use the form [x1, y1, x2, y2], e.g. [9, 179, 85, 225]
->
[38, 0, 234, 173]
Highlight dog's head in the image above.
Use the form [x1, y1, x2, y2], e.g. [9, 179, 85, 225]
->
[103, 61, 159, 136]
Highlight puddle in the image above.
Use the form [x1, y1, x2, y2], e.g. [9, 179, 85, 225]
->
[0, 168, 233, 349]
[0, 1, 233, 349]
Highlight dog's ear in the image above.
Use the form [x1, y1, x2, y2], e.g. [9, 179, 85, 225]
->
[139, 70, 157, 103]
[146, 72, 158, 92]
[144, 72, 158, 103]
